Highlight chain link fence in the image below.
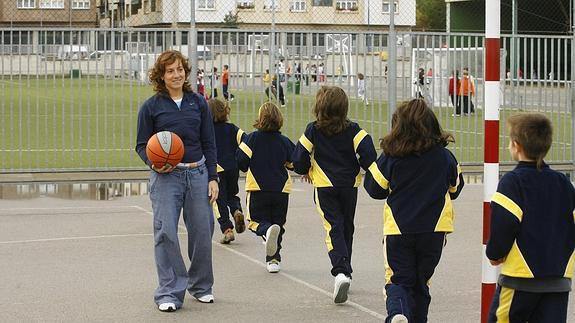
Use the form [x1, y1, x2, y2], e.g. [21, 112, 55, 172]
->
[0, 1, 574, 173]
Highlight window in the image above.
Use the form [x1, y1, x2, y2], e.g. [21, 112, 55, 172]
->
[198, 0, 215, 10]
[264, 0, 279, 10]
[72, 0, 90, 9]
[290, 0, 306, 11]
[236, 0, 254, 9]
[39, 0, 64, 8]
[336, 0, 357, 11]
[312, 0, 332, 6]
[17, 0, 35, 8]
[382, 1, 398, 13]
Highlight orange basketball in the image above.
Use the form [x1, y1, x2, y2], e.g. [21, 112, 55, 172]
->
[146, 131, 185, 168]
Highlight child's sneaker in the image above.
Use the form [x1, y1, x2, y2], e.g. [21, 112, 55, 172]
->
[220, 228, 235, 244]
[265, 224, 280, 256]
[233, 210, 245, 233]
[390, 314, 408, 323]
[266, 260, 281, 273]
[333, 273, 351, 304]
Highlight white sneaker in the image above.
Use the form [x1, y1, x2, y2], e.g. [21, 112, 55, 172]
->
[266, 260, 281, 273]
[265, 224, 280, 257]
[390, 314, 408, 323]
[333, 273, 351, 304]
[194, 294, 214, 303]
[158, 302, 177, 312]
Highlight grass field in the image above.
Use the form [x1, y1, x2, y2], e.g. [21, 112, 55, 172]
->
[0, 77, 572, 171]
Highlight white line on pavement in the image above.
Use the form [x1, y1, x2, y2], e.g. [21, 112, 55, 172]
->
[132, 204, 387, 320]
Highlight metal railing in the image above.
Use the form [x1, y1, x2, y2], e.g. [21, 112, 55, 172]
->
[0, 28, 572, 173]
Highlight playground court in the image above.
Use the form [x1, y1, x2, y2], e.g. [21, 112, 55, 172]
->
[1, 181, 574, 322]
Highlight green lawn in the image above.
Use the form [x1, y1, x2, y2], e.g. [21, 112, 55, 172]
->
[0, 77, 572, 171]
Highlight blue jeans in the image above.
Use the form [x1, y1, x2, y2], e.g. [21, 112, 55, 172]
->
[149, 164, 214, 308]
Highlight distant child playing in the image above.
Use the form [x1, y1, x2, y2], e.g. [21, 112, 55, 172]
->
[292, 86, 377, 304]
[236, 102, 295, 273]
[486, 113, 575, 322]
[357, 73, 369, 106]
[364, 99, 465, 322]
[207, 98, 247, 244]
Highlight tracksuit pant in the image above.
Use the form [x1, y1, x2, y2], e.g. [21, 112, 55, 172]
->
[149, 164, 214, 308]
[313, 187, 358, 277]
[488, 285, 569, 323]
[384, 232, 446, 323]
[213, 169, 242, 233]
[246, 191, 289, 262]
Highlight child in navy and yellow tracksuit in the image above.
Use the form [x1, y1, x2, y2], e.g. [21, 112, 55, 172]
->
[208, 99, 247, 244]
[486, 113, 575, 323]
[292, 86, 377, 304]
[364, 99, 464, 322]
[236, 102, 295, 273]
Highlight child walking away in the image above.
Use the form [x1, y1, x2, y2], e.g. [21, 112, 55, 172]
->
[292, 86, 377, 304]
[208, 99, 247, 244]
[357, 73, 369, 106]
[364, 99, 464, 322]
[236, 102, 295, 273]
[486, 113, 575, 323]
[222, 64, 235, 101]
[210, 67, 219, 98]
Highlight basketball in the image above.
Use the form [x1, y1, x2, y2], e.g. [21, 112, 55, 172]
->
[146, 131, 185, 168]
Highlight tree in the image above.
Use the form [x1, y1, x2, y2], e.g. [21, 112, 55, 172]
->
[416, 0, 446, 31]
[223, 11, 240, 28]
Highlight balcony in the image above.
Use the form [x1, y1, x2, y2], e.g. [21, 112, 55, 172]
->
[335, 3, 358, 12]
[236, 3, 255, 10]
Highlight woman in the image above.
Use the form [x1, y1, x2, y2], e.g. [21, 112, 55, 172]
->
[135, 50, 219, 312]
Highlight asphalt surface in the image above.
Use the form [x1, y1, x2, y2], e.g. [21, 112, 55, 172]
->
[1, 182, 574, 322]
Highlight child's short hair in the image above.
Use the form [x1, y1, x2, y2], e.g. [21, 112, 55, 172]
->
[381, 99, 454, 157]
[208, 98, 229, 122]
[313, 86, 350, 136]
[507, 113, 552, 170]
[254, 102, 283, 132]
[357, 73, 364, 80]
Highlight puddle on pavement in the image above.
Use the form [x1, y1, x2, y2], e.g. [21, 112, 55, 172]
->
[0, 182, 149, 200]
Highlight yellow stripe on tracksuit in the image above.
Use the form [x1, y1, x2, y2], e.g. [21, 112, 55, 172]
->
[314, 187, 333, 251]
[495, 286, 515, 323]
[492, 192, 523, 222]
[298, 134, 313, 153]
[245, 192, 259, 232]
[236, 129, 245, 145]
[491, 192, 533, 278]
[449, 164, 462, 193]
[239, 142, 252, 158]
[212, 201, 221, 220]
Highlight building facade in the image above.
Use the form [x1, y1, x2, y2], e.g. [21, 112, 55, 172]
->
[0, 0, 98, 27]
[99, 0, 415, 30]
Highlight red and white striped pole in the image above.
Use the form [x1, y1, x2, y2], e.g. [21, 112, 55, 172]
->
[482, 0, 501, 322]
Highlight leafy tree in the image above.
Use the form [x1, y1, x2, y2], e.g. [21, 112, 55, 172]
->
[416, 0, 446, 31]
[223, 11, 240, 28]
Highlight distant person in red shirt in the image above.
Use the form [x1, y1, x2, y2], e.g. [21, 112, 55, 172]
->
[222, 65, 234, 101]
[448, 70, 461, 116]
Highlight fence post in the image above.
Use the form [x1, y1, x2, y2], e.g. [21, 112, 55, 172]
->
[482, 1, 501, 322]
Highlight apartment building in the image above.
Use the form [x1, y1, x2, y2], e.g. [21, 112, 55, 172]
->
[0, 0, 98, 27]
[99, 0, 415, 30]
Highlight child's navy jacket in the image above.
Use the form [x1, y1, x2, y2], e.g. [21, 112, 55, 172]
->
[213, 121, 245, 172]
[364, 145, 464, 235]
[291, 121, 377, 187]
[486, 162, 575, 290]
[236, 130, 295, 193]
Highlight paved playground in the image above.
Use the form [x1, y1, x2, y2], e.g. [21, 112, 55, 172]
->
[1, 181, 574, 322]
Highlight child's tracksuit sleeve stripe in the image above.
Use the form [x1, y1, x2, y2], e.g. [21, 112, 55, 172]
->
[364, 155, 390, 200]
